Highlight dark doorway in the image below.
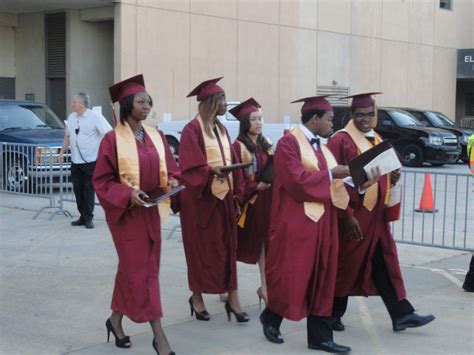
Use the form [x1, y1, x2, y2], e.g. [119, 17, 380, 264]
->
[45, 12, 66, 119]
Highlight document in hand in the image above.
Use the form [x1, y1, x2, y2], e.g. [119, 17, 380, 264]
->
[348, 140, 402, 187]
[219, 162, 252, 173]
[143, 185, 186, 208]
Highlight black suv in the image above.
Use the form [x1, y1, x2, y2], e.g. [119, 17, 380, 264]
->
[332, 106, 461, 167]
[402, 109, 473, 163]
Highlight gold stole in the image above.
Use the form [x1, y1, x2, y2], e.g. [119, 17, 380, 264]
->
[235, 140, 274, 228]
[115, 122, 170, 220]
[343, 120, 390, 211]
[291, 127, 349, 223]
[197, 116, 233, 200]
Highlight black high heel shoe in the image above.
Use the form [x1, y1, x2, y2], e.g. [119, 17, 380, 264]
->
[105, 318, 131, 348]
[152, 339, 175, 355]
[188, 296, 210, 321]
[225, 301, 250, 323]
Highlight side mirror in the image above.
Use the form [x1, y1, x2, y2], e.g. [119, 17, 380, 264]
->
[382, 120, 393, 127]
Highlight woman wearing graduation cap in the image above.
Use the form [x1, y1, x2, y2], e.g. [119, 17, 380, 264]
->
[230, 98, 273, 305]
[92, 75, 180, 354]
[327, 92, 435, 333]
[179, 77, 248, 323]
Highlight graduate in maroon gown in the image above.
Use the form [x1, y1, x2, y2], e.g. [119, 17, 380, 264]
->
[93, 75, 179, 355]
[260, 95, 358, 353]
[179, 77, 249, 323]
[230, 98, 273, 306]
[327, 92, 435, 333]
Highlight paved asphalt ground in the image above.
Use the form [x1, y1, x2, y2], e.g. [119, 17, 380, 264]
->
[1, 164, 473, 355]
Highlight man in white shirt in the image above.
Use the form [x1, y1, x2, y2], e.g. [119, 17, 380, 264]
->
[59, 93, 112, 228]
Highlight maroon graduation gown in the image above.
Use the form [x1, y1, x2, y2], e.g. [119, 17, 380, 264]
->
[93, 129, 180, 323]
[178, 118, 244, 293]
[265, 134, 341, 321]
[233, 141, 273, 264]
[327, 132, 407, 300]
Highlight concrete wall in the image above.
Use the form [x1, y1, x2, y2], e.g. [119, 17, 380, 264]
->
[2, 0, 472, 123]
[112, 0, 472, 123]
[14, 13, 46, 103]
[0, 14, 17, 78]
[66, 9, 114, 121]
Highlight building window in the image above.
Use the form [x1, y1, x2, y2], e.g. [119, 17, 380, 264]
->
[440, 0, 452, 10]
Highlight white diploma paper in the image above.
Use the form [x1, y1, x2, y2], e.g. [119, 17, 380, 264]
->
[363, 148, 401, 179]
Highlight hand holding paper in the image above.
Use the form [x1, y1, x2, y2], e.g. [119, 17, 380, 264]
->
[348, 141, 402, 187]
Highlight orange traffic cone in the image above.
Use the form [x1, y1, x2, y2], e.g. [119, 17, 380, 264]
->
[415, 173, 438, 213]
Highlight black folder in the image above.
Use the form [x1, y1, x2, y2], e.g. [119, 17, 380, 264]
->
[348, 140, 396, 188]
[143, 185, 186, 207]
[220, 162, 253, 173]
[258, 156, 274, 183]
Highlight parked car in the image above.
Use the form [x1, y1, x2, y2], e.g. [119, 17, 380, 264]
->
[0, 100, 69, 190]
[401, 108, 473, 163]
[332, 106, 461, 167]
[157, 101, 291, 159]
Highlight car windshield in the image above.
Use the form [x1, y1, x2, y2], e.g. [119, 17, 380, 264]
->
[0, 104, 64, 130]
[389, 111, 420, 127]
[425, 111, 454, 127]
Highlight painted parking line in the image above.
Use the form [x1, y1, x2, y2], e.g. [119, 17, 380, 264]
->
[355, 297, 385, 354]
[400, 264, 464, 287]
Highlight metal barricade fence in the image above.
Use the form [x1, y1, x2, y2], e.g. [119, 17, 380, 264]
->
[392, 168, 473, 252]
[0, 142, 72, 220]
[1, 143, 472, 251]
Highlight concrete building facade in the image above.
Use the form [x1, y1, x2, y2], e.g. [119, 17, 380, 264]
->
[1, 0, 473, 125]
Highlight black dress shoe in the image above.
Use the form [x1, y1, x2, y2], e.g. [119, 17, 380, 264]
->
[308, 340, 351, 353]
[71, 218, 85, 226]
[331, 316, 345, 331]
[392, 313, 435, 332]
[84, 220, 94, 229]
[462, 283, 474, 292]
[259, 312, 284, 344]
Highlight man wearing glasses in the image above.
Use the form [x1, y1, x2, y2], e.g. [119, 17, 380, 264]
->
[59, 93, 111, 229]
[326, 92, 435, 333]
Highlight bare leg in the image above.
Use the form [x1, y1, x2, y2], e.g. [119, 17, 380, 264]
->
[109, 311, 129, 341]
[257, 244, 268, 302]
[191, 292, 207, 313]
[227, 290, 249, 319]
[150, 319, 172, 354]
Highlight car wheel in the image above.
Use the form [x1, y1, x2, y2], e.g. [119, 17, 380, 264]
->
[400, 144, 424, 167]
[166, 136, 179, 162]
[2, 155, 28, 191]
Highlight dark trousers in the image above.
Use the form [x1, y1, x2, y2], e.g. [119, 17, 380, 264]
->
[71, 162, 96, 222]
[261, 307, 333, 345]
[333, 242, 414, 322]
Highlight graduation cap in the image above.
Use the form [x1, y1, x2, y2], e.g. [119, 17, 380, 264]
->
[291, 95, 334, 114]
[187, 77, 225, 102]
[344, 92, 382, 109]
[229, 98, 261, 121]
[108, 74, 146, 104]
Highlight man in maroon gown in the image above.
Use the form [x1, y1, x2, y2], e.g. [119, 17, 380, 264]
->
[260, 95, 354, 353]
[327, 92, 435, 332]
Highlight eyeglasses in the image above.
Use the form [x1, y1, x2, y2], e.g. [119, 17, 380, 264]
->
[354, 111, 375, 119]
